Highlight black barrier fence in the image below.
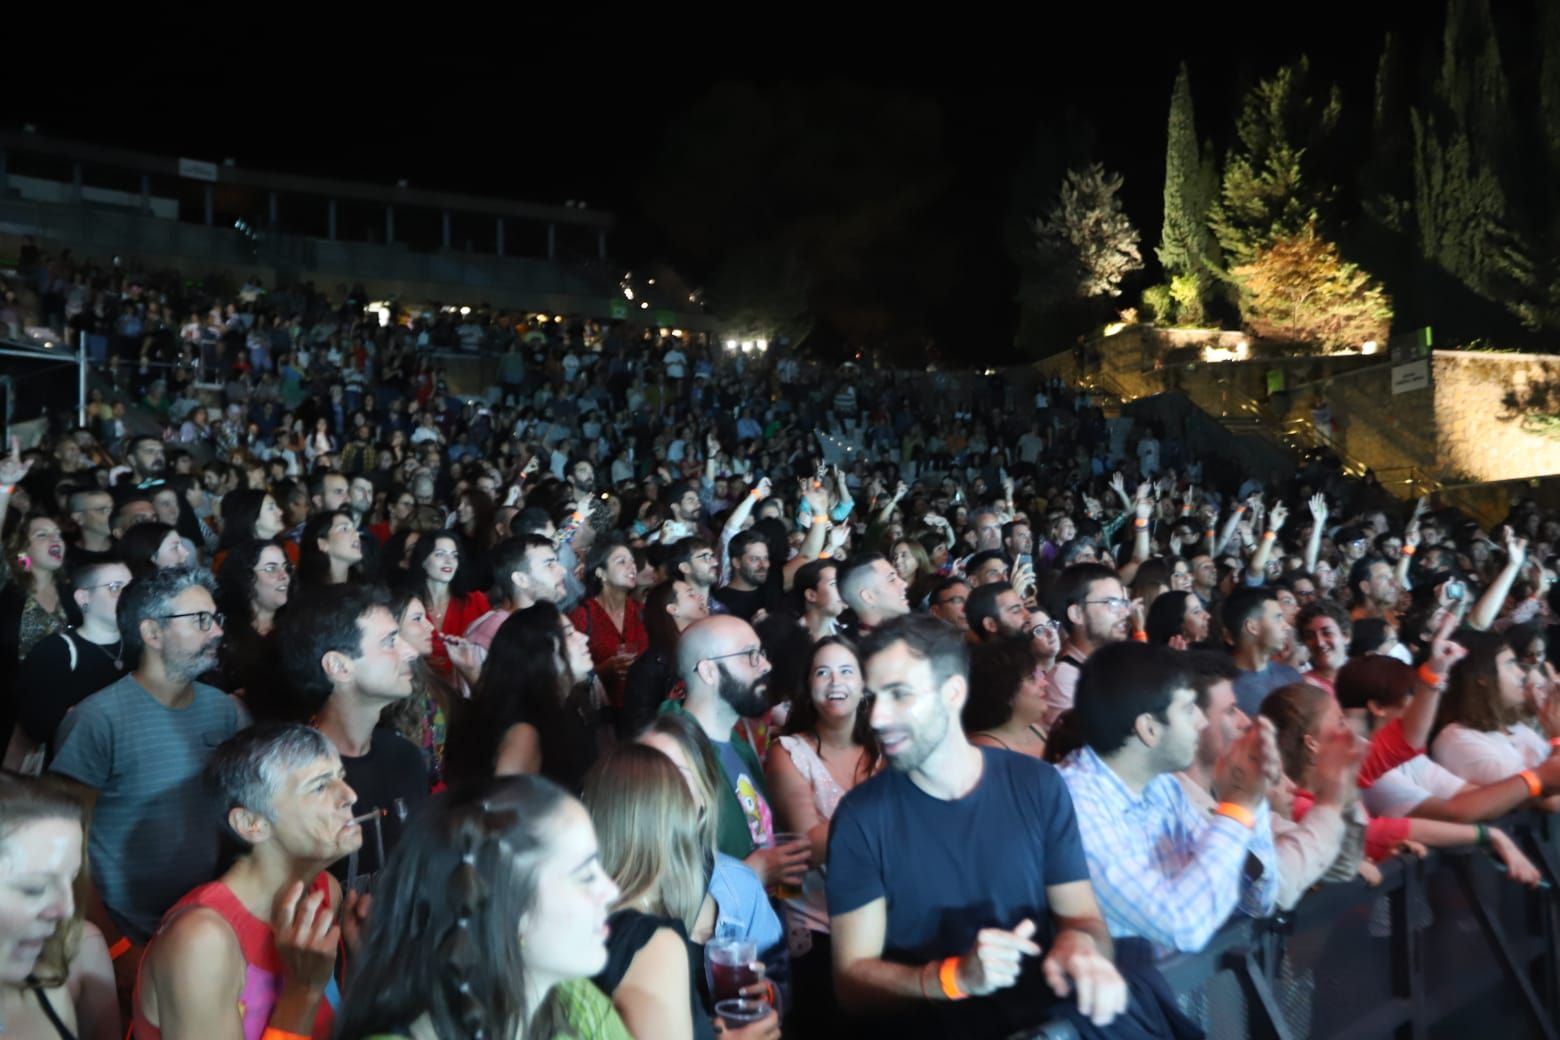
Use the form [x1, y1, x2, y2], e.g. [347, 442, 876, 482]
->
[1146, 810, 1560, 1040]
[1012, 811, 1560, 1040]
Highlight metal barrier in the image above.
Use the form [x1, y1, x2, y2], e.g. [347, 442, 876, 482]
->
[1154, 810, 1560, 1039]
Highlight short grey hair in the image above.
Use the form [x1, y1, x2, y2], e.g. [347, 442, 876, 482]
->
[116, 565, 217, 666]
[206, 724, 336, 845]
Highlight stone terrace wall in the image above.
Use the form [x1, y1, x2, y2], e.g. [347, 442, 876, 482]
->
[1432, 351, 1560, 483]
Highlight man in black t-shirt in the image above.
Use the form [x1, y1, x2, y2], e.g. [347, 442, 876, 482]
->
[828, 615, 1175, 1040]
[711, 530, 778, 621]
[279, 585, 429, 890]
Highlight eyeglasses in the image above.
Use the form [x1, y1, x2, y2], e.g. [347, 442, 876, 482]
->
[1085, 597, 1132, 612]
[692, 552, 718, 563]
[256, 562, 294, 576]
[159, 610, 225, 631]
[705, 646, 768, 668]
[81, 581, 128, 595]
[1032, 619, 1063, 634]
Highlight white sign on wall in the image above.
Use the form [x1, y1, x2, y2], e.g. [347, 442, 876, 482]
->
[1391, 360, 1430, 395]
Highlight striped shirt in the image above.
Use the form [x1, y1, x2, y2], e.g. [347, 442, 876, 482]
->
[1059, 746, 1278, 956]
[51, 675, 247, 943]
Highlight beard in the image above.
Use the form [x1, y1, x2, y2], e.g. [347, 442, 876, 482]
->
[166, 637, 221, 684]
[716, 664, 770, 720]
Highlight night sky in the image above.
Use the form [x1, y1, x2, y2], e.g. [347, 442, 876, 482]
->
[5, 8, 1435, 356]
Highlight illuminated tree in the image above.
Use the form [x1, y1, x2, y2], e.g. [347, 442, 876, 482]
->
[1032, 163, 1143, 300]
[1232, 222, 1392, 350]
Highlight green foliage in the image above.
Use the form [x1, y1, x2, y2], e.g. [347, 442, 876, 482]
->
[1141, 283, 1175, 324]
[1169, 273, 1206, 325]
[1158, 64, 1221, 313]
[1209, 59, 1342, 271]
[1231, 222, 1393, 350]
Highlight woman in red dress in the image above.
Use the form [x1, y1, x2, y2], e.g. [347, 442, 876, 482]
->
[406, 529, 489, 677]
[569, 534, 648, 729]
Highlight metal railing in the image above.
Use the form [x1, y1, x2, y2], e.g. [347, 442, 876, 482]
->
[1150, 809, 1560, 1040]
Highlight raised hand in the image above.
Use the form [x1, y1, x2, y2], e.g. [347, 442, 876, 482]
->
[0, 437, 32, 487]
[1505, 529, 1529, 570]
[272, 881, 341, 993]
[1214, 716, 1279, 809]
[1424, 609, 1468, 679]
[1308, 493, 1327, 524]
[1268, 502, 1289, 532]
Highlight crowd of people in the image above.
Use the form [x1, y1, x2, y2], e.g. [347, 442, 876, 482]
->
[1, 246, 1559, 1039]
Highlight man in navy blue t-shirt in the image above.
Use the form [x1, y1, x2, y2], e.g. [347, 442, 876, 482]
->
[827, 615, 1188, 1040]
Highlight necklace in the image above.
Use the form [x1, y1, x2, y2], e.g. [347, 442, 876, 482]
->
[82, 633, 125, 670]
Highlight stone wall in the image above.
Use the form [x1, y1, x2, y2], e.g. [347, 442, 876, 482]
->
[1432, 351, 1560, 483]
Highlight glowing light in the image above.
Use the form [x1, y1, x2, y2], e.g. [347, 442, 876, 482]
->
[459, 306, 471, 316]
[671, 329, 683, 338]
[647, 278, 656, 285]
[639, 302, 649, 310]
[1103, 322, 1126, 336]
[1361, 340, 1379, 355]
[623, 287, 634, 301]
[724, 339, 738, 352]
[755, 338, 768, 352]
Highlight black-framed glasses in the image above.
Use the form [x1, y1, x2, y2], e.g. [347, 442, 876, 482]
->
[1084, 597, 1132, 612]
[81, 581, 129, 595]
[159, 610, 225, 631]
[705, 646, 767, 668]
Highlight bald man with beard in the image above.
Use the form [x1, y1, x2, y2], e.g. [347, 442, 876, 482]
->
[661, 615, 809, 891]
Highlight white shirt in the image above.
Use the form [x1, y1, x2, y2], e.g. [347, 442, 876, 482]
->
[1362, 754, 1469, 819]
[1431, 722, 1549, 786]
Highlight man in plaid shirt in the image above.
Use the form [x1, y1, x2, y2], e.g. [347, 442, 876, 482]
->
[1059, 641, 1280, 955]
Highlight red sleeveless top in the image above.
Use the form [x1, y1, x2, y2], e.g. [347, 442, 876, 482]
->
[131, 873, 337, 1040]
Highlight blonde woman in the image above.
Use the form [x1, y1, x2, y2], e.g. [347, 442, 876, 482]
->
[585, 745, 778, 1040]
[0, 773, 118, 1040]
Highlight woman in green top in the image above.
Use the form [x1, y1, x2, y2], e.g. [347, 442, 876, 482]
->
[333, 775, 628, 1040]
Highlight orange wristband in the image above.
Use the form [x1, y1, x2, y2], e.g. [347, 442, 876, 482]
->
[1402, 545, 1416, 556]
[261, 1030, 310, 1040]
[1215, 802, 1256, 829]
[108, 937, 132, 961]
[938, 956, 968, 1001]
[1131, 630, 1148, 642]
[1417, 664, 1445, 687]
[1520, 770, 1543, 797]
[1549, 737, 1560, 750]
[1134, 517, 1148, 529]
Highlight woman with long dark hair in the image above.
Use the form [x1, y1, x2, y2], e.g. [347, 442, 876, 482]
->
[965, 637, 1051, 758]
[212, 539, 293, 714]
[569, 535, 647, 726]
[214, 488, 293, 572]
[765, 636, 880, 1031]
[117, 521, 191, 579]
[331, 776, 626, 1040]
[1432, 630, 1556, 787]
[406, 529, 489, 678]
[296, 509, 364, 589]
[444, 602, 600, 794]
[622, 579, 709, 740]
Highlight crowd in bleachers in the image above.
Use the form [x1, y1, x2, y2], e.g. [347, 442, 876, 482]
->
[0, 241, 1557, 1039]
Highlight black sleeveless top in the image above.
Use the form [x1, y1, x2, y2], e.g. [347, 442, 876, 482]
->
[26, 975, 77, 1040]
[592, 910, 715, 1040]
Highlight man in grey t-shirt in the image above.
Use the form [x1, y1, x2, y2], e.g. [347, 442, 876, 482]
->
[50, 567, 246, 997]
